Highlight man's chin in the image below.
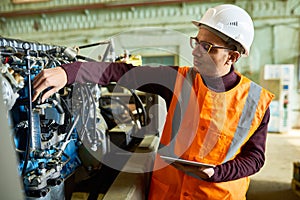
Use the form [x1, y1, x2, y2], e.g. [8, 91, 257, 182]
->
[193, 66, 216, 77]
[193, 66, 207, 75]
[193, 60, 201, 67]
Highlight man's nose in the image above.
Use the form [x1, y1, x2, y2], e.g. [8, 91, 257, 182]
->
[192, 46, 204, 57]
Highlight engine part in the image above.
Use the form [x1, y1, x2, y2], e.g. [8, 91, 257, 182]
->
[0, 36, 147, 199]
[0, 36, 110, 199]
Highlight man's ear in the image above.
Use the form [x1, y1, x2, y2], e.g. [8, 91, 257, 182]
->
[227, 51, 241, 64]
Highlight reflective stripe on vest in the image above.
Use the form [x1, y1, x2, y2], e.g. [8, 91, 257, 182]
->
[223, 82, 262, 162]
[158, 67, 198, 158]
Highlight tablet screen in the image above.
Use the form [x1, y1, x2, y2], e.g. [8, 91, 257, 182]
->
[160, 155, 215, 168]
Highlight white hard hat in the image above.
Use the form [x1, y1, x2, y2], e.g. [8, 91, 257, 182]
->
[192, 4, 254, 56]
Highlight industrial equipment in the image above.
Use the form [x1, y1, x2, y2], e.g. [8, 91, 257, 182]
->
[0, 36, 147, 199]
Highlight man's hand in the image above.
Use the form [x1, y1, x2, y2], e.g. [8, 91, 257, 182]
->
[171, 162, 215, 180]
[32, 67, 67, 103]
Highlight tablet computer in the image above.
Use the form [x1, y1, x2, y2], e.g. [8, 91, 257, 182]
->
[160, 155, 215, 168]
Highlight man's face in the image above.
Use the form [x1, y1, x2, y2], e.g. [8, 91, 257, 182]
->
[192, 27, 232, 77]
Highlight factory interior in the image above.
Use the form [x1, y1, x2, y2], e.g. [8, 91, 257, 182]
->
[1, 0, 300, 199]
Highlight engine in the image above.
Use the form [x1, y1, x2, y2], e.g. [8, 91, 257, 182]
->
[0, 37, 143, 199]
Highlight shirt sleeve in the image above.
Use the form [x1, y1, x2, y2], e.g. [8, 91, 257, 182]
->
[61, 61, 178, 104]
[206, 107, 270, 182]
[61, 61, 134, 85]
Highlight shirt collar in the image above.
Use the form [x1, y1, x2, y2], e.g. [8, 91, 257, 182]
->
[201, 66, 240, 92]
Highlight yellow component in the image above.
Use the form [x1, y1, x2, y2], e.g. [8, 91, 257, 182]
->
[126, 55, 142, 66]
[115, 50, 142, 66]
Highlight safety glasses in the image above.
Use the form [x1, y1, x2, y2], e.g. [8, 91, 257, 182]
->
[190, 37, 235, 53]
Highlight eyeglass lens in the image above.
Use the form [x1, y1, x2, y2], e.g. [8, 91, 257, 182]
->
[190, 37, 211, 53]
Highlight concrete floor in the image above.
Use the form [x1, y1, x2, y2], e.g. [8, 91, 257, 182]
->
[247, 130, 300, 200]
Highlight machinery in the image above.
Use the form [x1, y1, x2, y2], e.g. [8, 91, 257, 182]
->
[0, 37, 147, 199]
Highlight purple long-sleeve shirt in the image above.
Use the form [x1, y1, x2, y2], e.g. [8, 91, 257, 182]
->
[62, 61, 270, 182]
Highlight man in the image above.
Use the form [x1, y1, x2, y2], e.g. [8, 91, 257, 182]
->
[33, 4, 274, 199]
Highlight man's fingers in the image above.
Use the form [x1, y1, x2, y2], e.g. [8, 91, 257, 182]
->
[32, 70, 45, 89]
[32, 91, 39, 102]
[32, 80, 48, 102]
[32, 69, 54, 102]
[32, 67, 67, 102]
[41, 88, 57, 103]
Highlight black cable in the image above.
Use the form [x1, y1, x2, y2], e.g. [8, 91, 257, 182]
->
[76, 55, 97, 62]
[129, 89, 147, 127]
[60, 97, 72, 125]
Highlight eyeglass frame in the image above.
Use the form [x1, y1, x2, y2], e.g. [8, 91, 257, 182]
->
[190, 37, 236, 53]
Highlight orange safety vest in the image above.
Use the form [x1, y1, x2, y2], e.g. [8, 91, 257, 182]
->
[148, 67, 274, 200]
